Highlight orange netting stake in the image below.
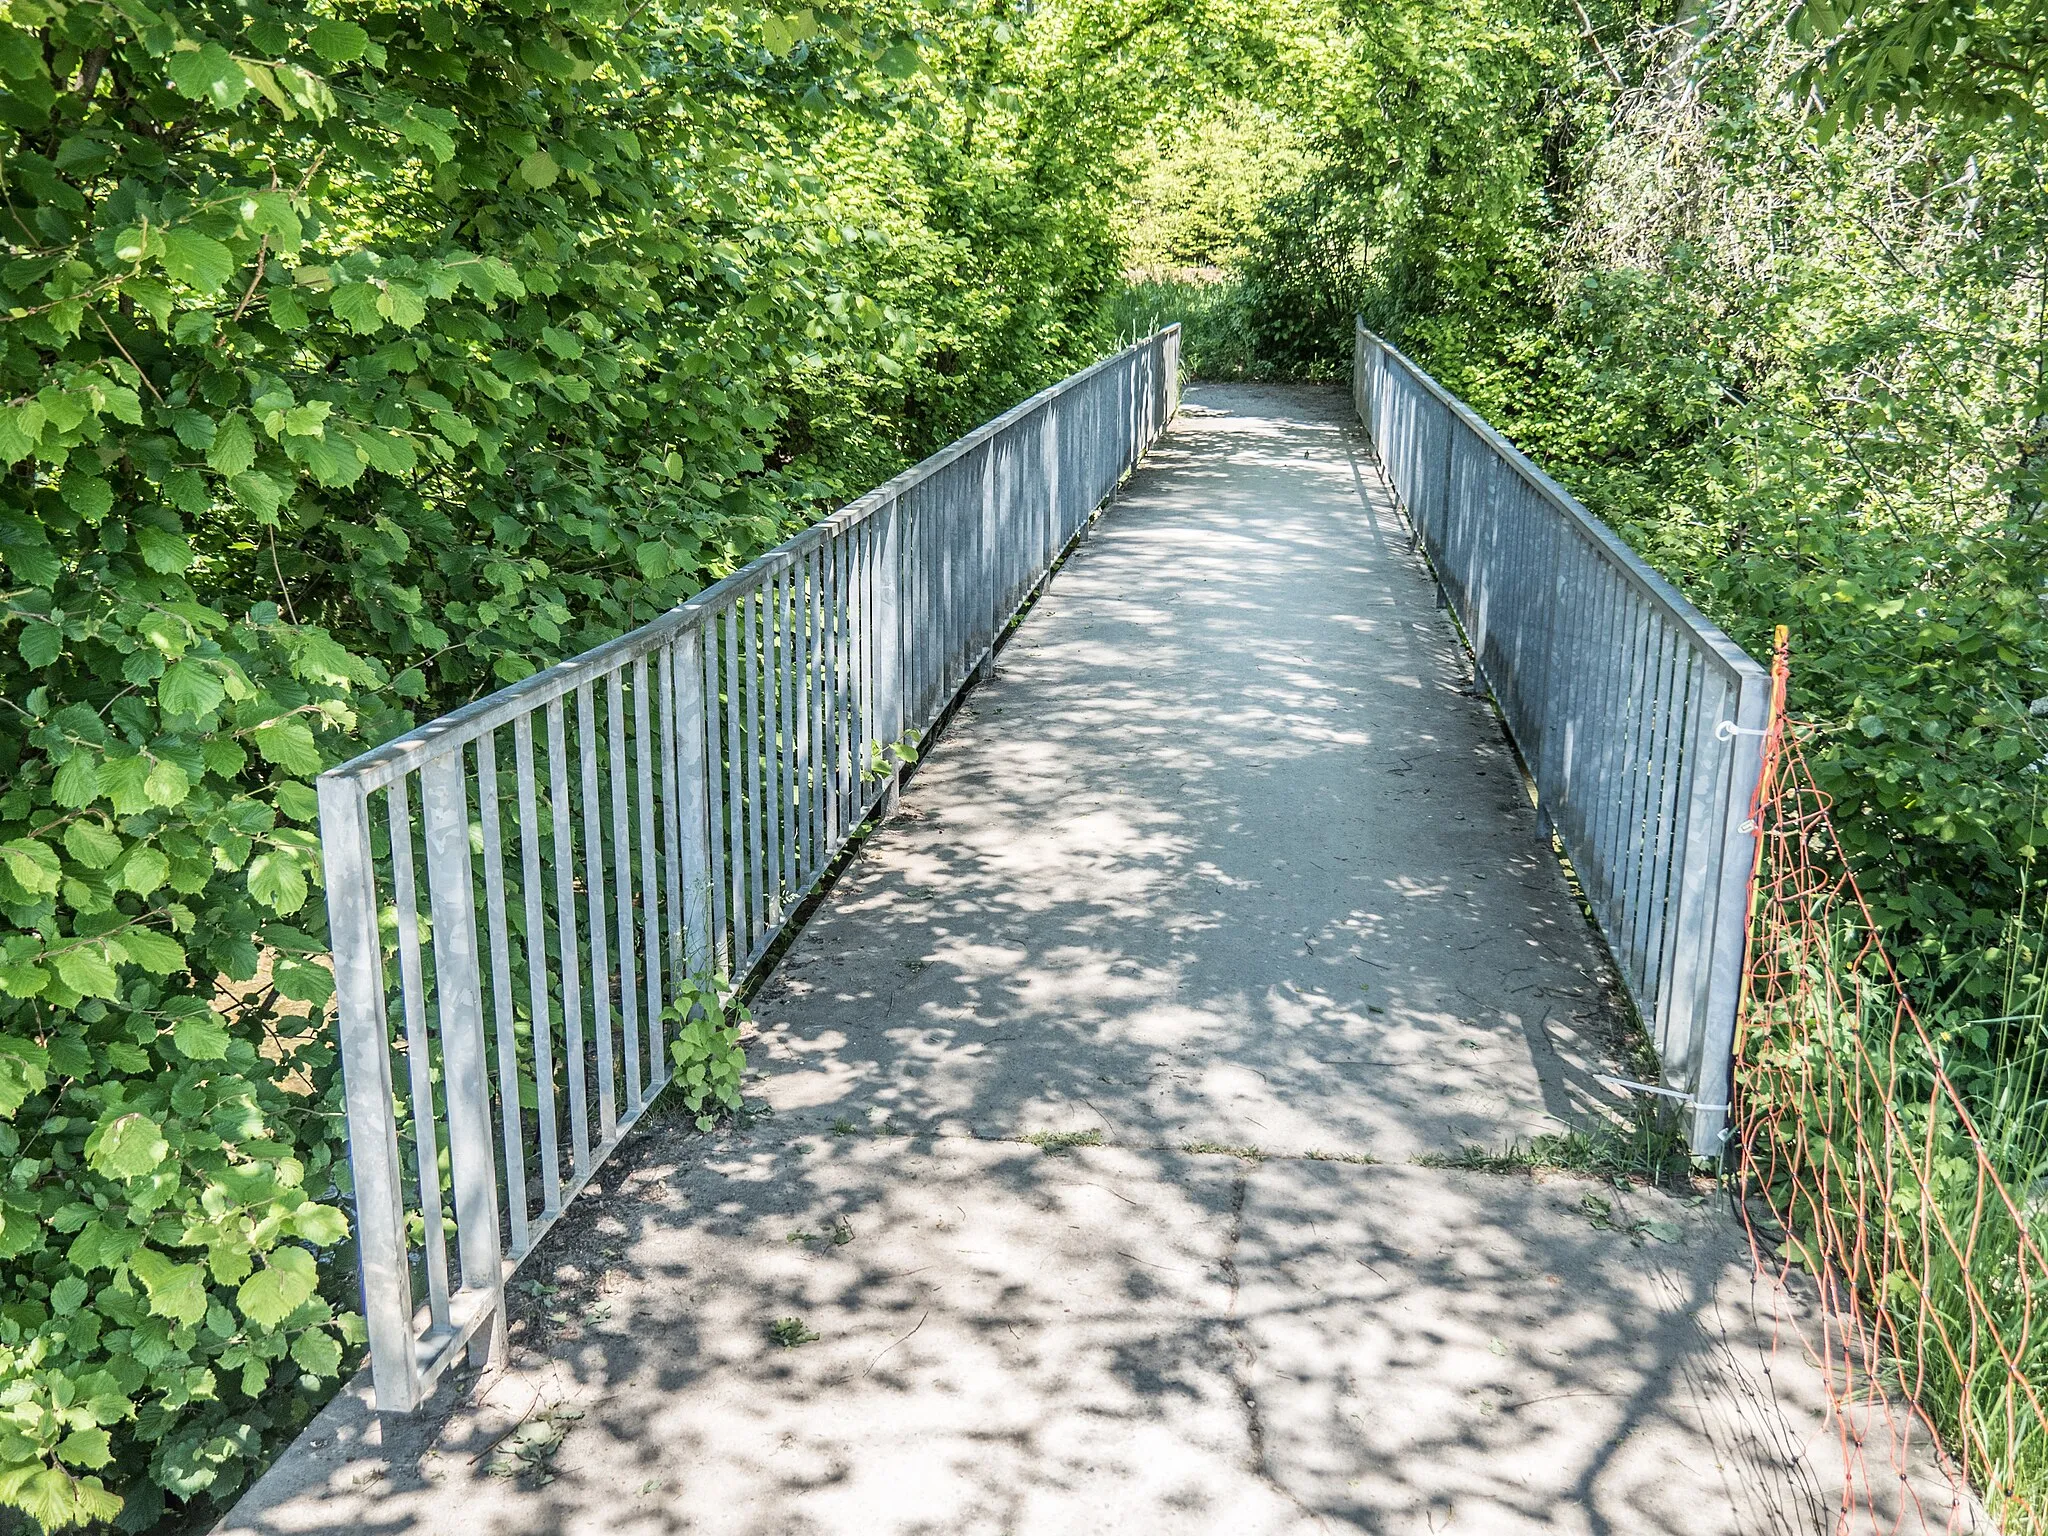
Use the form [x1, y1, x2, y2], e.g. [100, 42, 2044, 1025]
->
[1734, 625, 2048, 1533]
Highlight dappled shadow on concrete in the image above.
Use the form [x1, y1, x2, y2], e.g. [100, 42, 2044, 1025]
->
[754, 383, 1632, 1167]
[216, 386, 1933, 1536]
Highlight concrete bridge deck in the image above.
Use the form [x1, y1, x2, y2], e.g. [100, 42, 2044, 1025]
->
[220, 386, 1930, 1536]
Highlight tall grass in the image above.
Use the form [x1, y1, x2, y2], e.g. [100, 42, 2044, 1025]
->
[1103, 275, 1285, 381]
[1742, 910, 2048, 1528]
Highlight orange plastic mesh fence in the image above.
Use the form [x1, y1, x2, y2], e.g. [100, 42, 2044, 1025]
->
[1735, 629, 2048, 1532]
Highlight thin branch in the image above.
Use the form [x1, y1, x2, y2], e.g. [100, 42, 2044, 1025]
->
[1570, 0, 1626, 89]
[269, 527, 300, 625]
[229, 234, 270, 324]
[93, 308, 165, 403]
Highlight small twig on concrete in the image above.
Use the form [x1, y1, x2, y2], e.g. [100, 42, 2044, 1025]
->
[466, 1391, 544, 1465]
[865, 1309, 929, 1375]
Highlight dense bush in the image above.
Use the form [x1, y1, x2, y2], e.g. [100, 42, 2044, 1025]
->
[0, 0, 1192, 1522]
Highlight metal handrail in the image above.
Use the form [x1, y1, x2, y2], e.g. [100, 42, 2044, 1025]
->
[1354, 322, 1768, 1154]
[318, 328, 1181, 1411]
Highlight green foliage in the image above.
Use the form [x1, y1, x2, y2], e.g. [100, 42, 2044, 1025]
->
[1168, 0, 2048, 1008]
[1740, 934, 2048, 1525]
[0, 0, 1265, 1520]
[1104, 275, 1277, 380]
[1790, 0, 2048, 137]
[1118, 103, 1310, 273]
[665, 978, 748, 1131]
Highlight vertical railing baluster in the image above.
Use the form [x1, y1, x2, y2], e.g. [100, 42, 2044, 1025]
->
[779, 561, 800, 896]
[675, 626, 713, 977]
[385, 775, 452, 1335]
[758, 574, 784, 931]
[657, 642, 686, 1051]
[824, 533, 847, 849]
[743, 590, 768, 956]
[514, 715, 562, 1216]
[576, 681, 616, 1143]
[474, 731, 527, 1256]
[802, 549, 823, 885]
[634, 654, 663, 1095]
[722, 603, 746, 964]
[607, 668, 642, 1113]
[318, 776, 418, 1412]
[876, 498, 904, 812]
[546, 699, 590, 1178]
[420, 752, 505, 1366]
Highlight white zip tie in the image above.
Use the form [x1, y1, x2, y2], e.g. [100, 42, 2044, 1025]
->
[1594, 1073, 1727, 1115]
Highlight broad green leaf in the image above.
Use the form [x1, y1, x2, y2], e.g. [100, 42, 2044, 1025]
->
[160, 228, 237, 294]
[377, 281, 426, 329]
[294, 432, 366, 488]
[98, 755, 153, 814]
[135, 525, 195, 573]
[291, 1203, 348, 1245]
[117, 845, 169, 894]
[329, 283, 384, 334]
[0, 839, 61, 895]
[307, 19, 370, 61]
[291, 1326, 344, 1377]
[230, 470, 287, 520]
[270, 286, 310, 329]
[0, 24, 42, 79]
[54, 943, 120, 1000]
[115, 928, 186, 975]
[61, 475, 113, 520]
[18, 1468, 95, 1531]
[17, 621, 60, 667]
[170, 1010, 229, 1059]
[143, 756, 191, 807]
[166, 42, 249, 109]
[88, 1112, 169, 1179]
[252, 719, 322, 775]
[62, 820, 122, 869]
[129, 1247, 208, 1325]
[159, 660, 226, 719]
[0, 401, 43, 464]
[517, 150, 559, 189]
[68, 1220, 136, 1274]
[272, 954, 333, 1005]
[55, 1429, 112, 1470]
[247, 851, 309, 914]
[238, 1247, 317, 1329]
[207, 413, 256, 476]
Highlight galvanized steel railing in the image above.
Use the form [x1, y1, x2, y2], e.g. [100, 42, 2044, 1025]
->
[318, 328, 1180, 1411]
[1353, 322, 1768, 1156]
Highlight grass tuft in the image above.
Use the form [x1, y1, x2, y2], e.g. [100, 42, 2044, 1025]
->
[1414, 1102, 1694, 1187]
[769, 1316, 820, 1348]
[1019, 1129, 1104, 1153]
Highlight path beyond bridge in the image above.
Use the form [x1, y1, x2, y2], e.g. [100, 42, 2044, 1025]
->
[224, 385, 1894, 1535]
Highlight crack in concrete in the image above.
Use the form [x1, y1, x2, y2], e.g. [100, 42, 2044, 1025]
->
[1219, 1168, 1334, 1533]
